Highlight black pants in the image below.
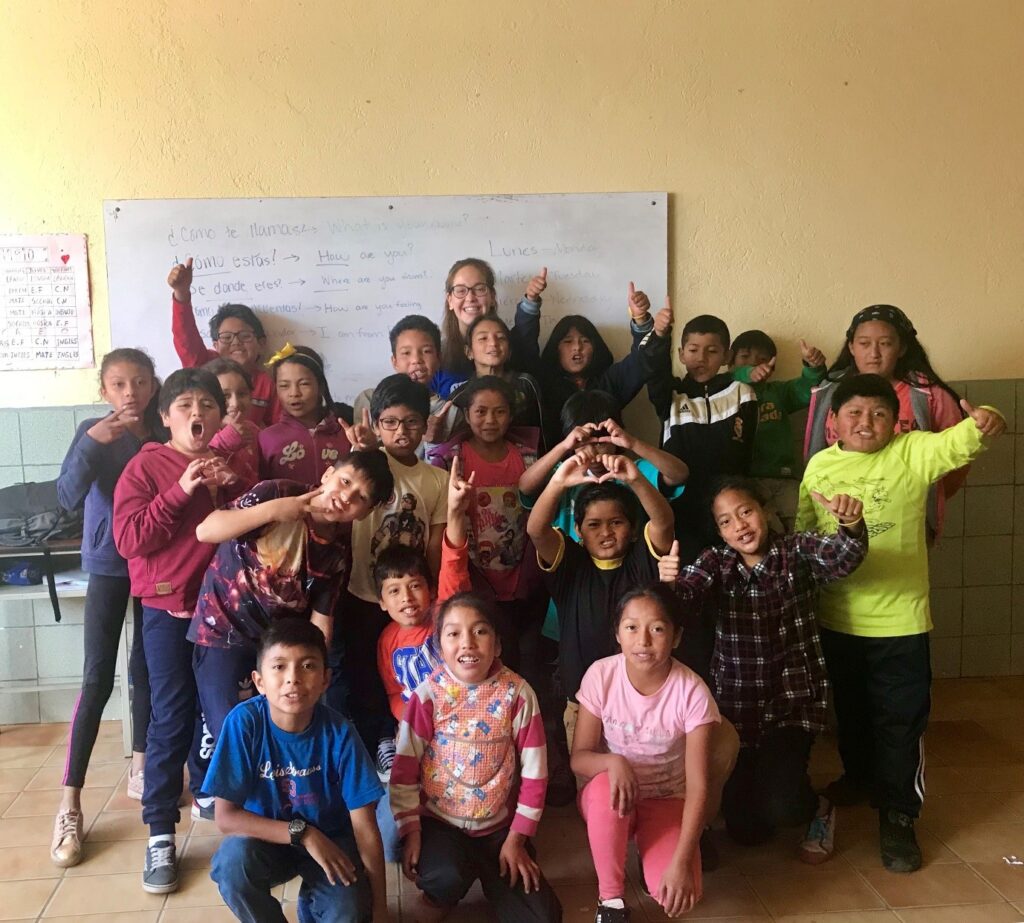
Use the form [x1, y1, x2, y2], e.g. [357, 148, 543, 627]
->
[330, 591, 393, 751]
[417, 818, 562, 922]
[820, 628, 930, 817]
[722, 727, 818, 844]
[63, 574, 150, 787]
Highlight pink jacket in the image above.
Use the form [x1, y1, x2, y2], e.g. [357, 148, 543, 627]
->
[257, 412, 352, 484]
[113, 443, 247, 611]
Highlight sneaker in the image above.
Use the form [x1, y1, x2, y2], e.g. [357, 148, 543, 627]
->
[879, 808, 922, 873]
[191, 796, 215, 821]
[142, 838, 178, 893]
[51, 809, 84, 868]
[824, 774, 870, 807]
[126, 768, 144, 801]
[700, 826, 720, 871]
[595, 899, 630, 922]
[376, 737, 396, 780]
[799, 797, 836, 865]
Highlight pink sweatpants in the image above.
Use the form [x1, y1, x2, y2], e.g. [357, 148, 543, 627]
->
[579, 771, 703, 903]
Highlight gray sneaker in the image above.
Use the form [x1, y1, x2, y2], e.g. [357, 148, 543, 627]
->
[142, 838, 178, 893]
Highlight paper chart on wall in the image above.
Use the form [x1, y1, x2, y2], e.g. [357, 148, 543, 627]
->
[0, 234, 94, 371]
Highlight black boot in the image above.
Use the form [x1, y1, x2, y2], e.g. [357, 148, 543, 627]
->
[879, 808, 922, 873]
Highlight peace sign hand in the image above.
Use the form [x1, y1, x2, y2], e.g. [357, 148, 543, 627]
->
[424, 400, 454, 444]
[86, 407, 138, 445]
[341, 408, 378, 451]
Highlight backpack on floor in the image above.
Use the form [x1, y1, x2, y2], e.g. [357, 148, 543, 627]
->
[0, 480, 84, 547]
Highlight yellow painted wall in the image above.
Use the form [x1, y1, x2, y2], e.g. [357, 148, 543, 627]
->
[1, 0, 1022, 407]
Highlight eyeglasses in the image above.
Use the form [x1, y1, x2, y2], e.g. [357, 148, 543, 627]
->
[448, 283, 491, 299]
[215, 331, 257, 345]
[378, 416, 425, 431]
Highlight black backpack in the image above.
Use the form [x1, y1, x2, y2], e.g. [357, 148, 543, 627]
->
[0, 480, 84, 547]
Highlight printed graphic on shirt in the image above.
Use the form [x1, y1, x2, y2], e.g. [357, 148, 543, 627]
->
[470, 486, 525, 572]
[259, 760, 323, 814]
[280, 441, 306, 466]
[391, 639, 439, 703]
[759, 400, 782, 425]
[815, 475, 895, 538]
[370, 493, 426, 557]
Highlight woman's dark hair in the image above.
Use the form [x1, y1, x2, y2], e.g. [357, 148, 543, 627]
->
[203, 356, 253, 390]
[270, 345, 333, 417]
[99, 347, 163, 434]
[158, 367, 226, 418]
[540, 315, 614, 382]
[339, 448, 395, 507]
[433, 591, 501, 649]
[209, 303, 266, 341]
[256, 616, 328, 669]
[830, 373, 901, 418]
[369, 373, 431, 422]
[560, 389, 623, 436]
[451, 374, 516, 412]
[826, 304, 962, 406]
[573, 482, 639, 531]
[439, 258, 497, 372]
[613, 583, 684, 631]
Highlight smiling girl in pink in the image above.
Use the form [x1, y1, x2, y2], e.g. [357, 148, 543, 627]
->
[572, 584, 721, 922]
[389, 593, 562, 922]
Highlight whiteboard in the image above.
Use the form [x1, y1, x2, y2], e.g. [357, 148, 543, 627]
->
[103, 193, 667, 435]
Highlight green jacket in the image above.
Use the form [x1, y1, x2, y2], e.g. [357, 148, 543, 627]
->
[732, 363, 826, 478]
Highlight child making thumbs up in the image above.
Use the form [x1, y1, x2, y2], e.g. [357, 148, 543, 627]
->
[659, 478, 868, 866]
[797, 373, 1006, 873]
[729, 329, 827, 531]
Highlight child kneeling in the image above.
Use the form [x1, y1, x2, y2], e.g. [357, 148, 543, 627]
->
[390, 592, 562, 922]
[206, 619, 387, 923]
[572, 584, 722, 922]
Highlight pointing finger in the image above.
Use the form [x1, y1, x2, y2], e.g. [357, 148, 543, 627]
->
[628, 281, 636, 298]
[959, 398, 975, 416]
[539, 266, 547, 280]
[439, 399, 453, 417]
[669, 539, 680, 557]
[361, 407, 371, 427]
[800, 338, 808, 350]
[466, 470, 476, 486]
[185, 257, 193, 269]
[768, 356, 776, 367]
[450, 454, 461, 481]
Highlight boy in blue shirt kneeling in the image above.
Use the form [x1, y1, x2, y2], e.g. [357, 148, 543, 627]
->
[206, 618, 387, 922]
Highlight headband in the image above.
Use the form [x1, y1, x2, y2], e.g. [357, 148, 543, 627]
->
[846, 305, 916, 341]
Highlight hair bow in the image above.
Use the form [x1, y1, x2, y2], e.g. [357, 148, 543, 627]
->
[265, 342, 297, 367]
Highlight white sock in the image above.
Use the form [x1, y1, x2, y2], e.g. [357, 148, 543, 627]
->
[149, 834, 174, 847]
[599, 897, 625, 909]
[196, 795, 215, 807]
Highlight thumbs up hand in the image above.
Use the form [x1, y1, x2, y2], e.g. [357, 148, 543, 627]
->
[800, 338, 826, 368]
[627, 281, 651, 320]
[748, 356, 776, 384]
[658, 539, 681, 583]
[960, 399, 1006, 438]
[653, 296, 673, 338]
[167, 257, 194, 303]
[525, 267, 548, 301]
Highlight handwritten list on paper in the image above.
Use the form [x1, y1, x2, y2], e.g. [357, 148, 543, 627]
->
[0, 234, 94, 370]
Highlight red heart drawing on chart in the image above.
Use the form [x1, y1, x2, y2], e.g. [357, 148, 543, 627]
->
[60, 254, 69, 264]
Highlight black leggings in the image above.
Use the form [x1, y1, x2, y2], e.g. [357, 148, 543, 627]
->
[62, 573, 150, 788]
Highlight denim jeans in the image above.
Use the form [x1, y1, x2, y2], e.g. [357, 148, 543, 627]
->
[211, 834, 370, 923]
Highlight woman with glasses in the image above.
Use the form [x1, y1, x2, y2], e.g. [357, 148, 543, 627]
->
[433, 257, 548, 399]
[168, 258, 280, 425]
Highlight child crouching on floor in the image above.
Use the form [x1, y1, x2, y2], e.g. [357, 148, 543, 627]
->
[390, 592, 563, 922]
[207, 618, 387, 922]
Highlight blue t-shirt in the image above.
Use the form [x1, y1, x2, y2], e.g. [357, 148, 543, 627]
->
[205, 696, 383, 838]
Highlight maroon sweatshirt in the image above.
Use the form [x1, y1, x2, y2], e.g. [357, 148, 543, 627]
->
[113, 443, 247, 612]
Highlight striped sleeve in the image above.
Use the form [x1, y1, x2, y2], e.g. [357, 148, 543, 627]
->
[509, 680, 548, 837]
[389, 682, 435, 836]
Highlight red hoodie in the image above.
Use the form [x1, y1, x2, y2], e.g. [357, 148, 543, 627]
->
[113, 443, 248, 612]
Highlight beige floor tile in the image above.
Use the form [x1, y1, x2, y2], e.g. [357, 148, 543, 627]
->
[3, 785, 111, 818]
[180, 833, 224, 869]
[0, 746, 56, 769]
[713, 830, 835, 876]
[160, 908, 239, 922]
[0, 767, 36, 793]
[0, 813, 60, 847]
[86, 810, 190, 842]
[0, 793, 14, 815]
[43, 872, 166, 916]
[0, 877, 59, 919]
[104, 787, 146, 813]
[862, 861, 1001, 907]
[747, 867, 884, 916]
[0, 843, 61, 881]
[970, 860, 1024, 901]
[895, 904, 1023, 922]
[44, 739, 126, 767]
[924, 792, 1024, 826]
[162, 868, 224, 908]
[772, 913, 900, 922]
[925, 765, 973, 795]
[533, 806, 596, 884]
[0, 723, 68, 748]
[64, 837, 149, 877]
[659, 871, 768, 919]
[955, 765, 1024, 793]
[836, 825, 958, 869]
[925, 820, 1024, 863]
[835, 804, 882, 831]
[25, 761, 129, 791]
[547, 881, 640, 922]
[43, 916, 159, 923]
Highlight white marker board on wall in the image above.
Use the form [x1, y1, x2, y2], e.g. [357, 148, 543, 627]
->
[103, 193, 667, 434]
